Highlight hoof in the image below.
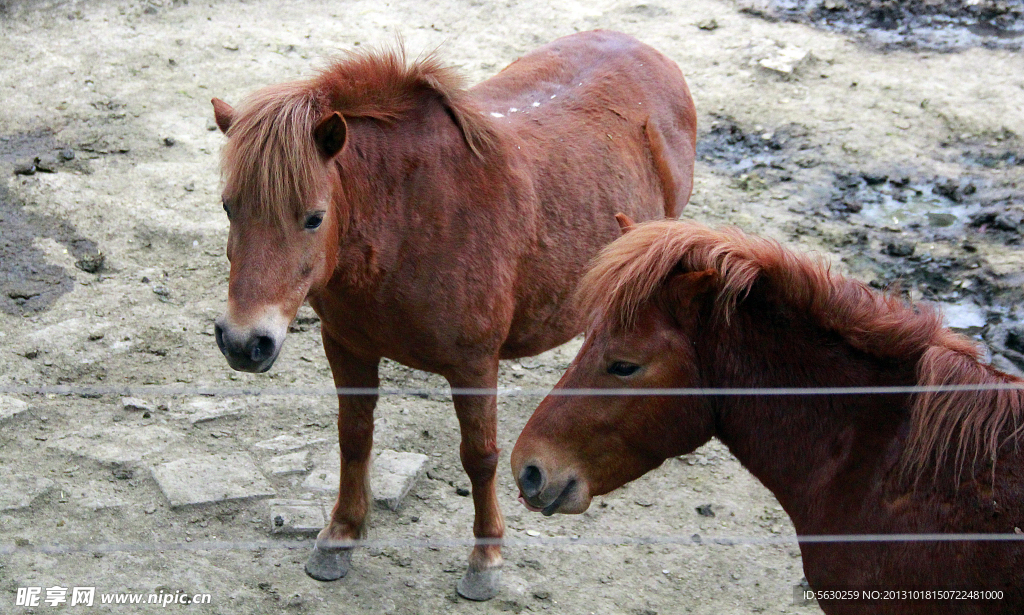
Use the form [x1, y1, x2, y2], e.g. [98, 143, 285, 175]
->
[457, 567, 501, 601]
[304, 544, 352, 582]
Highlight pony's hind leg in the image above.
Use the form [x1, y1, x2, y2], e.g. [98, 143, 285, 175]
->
[448, 361, 505, 601]
[305, 338, 380, 582]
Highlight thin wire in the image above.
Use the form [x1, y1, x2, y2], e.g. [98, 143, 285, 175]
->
[2, 382, 1024, 398]
[3, 533, 1024, 557]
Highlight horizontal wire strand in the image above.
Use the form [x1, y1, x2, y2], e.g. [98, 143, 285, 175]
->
[3, 382, 1024, 398]
[3, 532, 1024, 557]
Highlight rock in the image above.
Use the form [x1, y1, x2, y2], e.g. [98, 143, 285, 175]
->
[58, 148, 75, 161]
[373, 450, 430, 511]
[0, 470, 55, 511]
[120, 396, 154, 413]
[151, 452, 275, 508]
[68, 479, 131, 511]
[696, 18, 718, 30]
[13, 160, 36, 175]
[163, 136, 176, 146]
[990, 354, 1024, 378]
[185, 398, 241, 424]
[926, 212, 957, 228]
[0, 395, 30, 423]
[695, 503, 716, 517]
[263, 450, 310, 476]
[940, 301, 986, 335]
[251, 434, 326, 453]
[757, 44, 811, 76]
[269, 499, 325, 535]
[303, 447, 429, 512]
[883, 241, 915, 257]
[1006, 327, 1024, 354]
[222, 41, 239, 51]
[51, 424, 184, 466]
[75, 252, 105, 273]
[34, 154, 59, 172]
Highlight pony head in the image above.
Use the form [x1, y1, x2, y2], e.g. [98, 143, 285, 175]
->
[211, 88, 346, 372]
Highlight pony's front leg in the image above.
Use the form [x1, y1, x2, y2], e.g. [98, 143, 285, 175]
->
[305, 336, 380, 582]
[449, 361, 505, 601]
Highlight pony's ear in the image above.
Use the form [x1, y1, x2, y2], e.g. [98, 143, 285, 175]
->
[211, 98, 234, 134]
[614, 213, 636, 235]
[313, 112, 348, 159]
[666, 269, 718, 319]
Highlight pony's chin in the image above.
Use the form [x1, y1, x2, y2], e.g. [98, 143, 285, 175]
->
[518, 494, 543, 512]
[517, 490, 592, 515]
[224, 353, 279, 374]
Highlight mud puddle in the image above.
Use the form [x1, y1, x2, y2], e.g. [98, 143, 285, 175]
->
[0, 131, 102, 314]
[699, 116, 1024, 372]
[742, 0, 1024, 50]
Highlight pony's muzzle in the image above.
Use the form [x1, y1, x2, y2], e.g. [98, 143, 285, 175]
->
[214, 316, 283, 373]
[515, 462, 586, 516]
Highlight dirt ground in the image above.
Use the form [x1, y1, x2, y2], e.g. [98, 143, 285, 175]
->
[1, 0, 1022, 613]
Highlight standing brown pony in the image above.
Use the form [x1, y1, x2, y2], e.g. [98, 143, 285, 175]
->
[210, 31, 695, 599]
[512, 219, 1024, 614]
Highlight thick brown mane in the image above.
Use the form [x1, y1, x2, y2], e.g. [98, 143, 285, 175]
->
[579, 219, 1024, 482]
[220, 46, 494, 225]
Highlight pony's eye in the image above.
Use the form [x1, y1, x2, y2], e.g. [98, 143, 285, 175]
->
[607, 361, 641, 377]
[222, 200, 231, 220]
[304, 212, 324, 230]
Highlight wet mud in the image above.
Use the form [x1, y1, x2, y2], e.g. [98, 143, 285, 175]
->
[699, 115, 1024, 371]
[0, 131, 101, 314]
[745, 0, 1024, 50]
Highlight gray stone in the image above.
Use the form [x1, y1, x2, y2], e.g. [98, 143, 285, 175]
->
[991, 354, 1024, 378]
[68, 479, 131, 511]
[251, 434, 326, 453]
[51, 424, 183, 466]
[0, 395, 29, 423]
[373, 450, 429, 511]
[120, 396, 154, 413]
[263, 450, 310, 476]
[151, 452, 274, 508]
[269, 499, 326, 535]
[757, 44, 811, 76]
[185, 398, 241, 424]
[941, 301, 987, 335]
[303, 447, 429, 512]
[0, 470, 55, 511]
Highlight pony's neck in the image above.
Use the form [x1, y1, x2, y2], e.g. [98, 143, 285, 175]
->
[703, 299, 917, 533]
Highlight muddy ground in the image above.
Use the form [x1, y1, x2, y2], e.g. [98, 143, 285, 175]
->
[0, 0, 1022, 613]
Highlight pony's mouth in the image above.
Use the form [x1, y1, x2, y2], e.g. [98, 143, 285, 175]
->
[518, 479, 577, 516]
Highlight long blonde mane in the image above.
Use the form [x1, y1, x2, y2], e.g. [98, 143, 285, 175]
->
[578, 219, 1024, 482]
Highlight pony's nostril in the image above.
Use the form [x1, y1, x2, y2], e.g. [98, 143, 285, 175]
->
[519, 464, 544, 498]
[214, 322, 227, 354]
[251, 335, 275, 363]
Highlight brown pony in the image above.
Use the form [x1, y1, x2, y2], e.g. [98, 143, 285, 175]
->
[210, 31, 696, 600]
[512, 218, 1024, 614]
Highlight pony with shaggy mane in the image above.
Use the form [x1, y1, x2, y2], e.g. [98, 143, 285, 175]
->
[210, 31, 697, 601]
[514, 219, 1024, 614]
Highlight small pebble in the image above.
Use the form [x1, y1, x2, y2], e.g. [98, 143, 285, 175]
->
[13, 160, 36, 175]
[163, 136, 176, 146]
[34, 155, 59, 172]
[525, 529, 540, 537]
